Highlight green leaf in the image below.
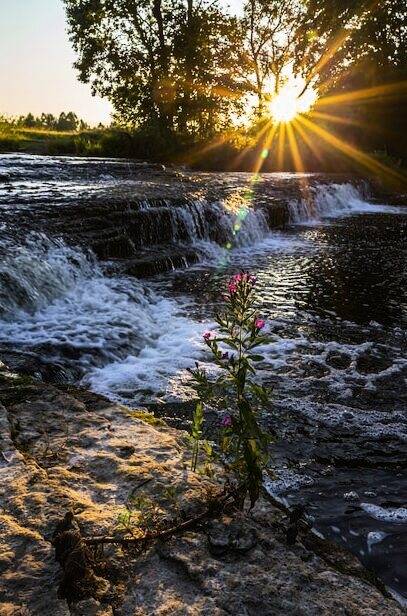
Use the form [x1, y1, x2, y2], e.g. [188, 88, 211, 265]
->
[248, 381, 270, 404]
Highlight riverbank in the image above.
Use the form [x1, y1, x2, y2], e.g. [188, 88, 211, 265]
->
[1, 126, 406, 185]
[0, 126, 113, 157]
[0, 365, 404, 615]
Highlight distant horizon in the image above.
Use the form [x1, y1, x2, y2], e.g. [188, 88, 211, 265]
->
[0, 0, 113, 126]
[0, 0, 243, 127]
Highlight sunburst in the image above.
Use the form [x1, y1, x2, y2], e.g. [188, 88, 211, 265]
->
[269, 80, 318, 124]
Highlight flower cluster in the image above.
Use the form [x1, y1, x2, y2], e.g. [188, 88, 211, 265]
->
[204, 271, 267, 350]
[228, 272, 256, 295]
[188, 271, 273, 508]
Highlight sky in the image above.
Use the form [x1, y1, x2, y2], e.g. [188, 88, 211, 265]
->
[0, 0, 113, 125]
[0, 0, 244, 127]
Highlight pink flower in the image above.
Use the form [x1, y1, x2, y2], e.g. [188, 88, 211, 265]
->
[203, 332, 211, 340]
[228, 281, 236, 295]
[255, 319, 265, 329]
[222, 416, 232, 427]
[249, 276, 257, 285]
[221, 352, 229, 360]
[234, 272, 250, 283]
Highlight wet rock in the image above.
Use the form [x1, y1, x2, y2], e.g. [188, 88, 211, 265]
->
[121, 248, 200, 277]
[92, 236, 136, 260]
[0, 348, 71, 383]
[0, 162, 355, 283]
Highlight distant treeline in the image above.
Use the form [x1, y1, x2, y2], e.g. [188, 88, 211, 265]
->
[0, 112, 93, 132]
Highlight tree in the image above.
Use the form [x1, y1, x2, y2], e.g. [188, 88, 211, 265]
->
[23, 113, 37, 128]
[40, 113, 58, 130]
[64, 0, 244, 137]
[294, 0, 407, 163]
[57, 111, 79, 131]
[295, 0, 407, 95]
[173, 6, 245, 136]
[242, 0, 304, 115]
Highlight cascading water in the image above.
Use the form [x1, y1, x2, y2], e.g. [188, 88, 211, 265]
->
[287, 182, 401, 222]
[0, 235, 95, 318]
[0, 236, 204, 385]
[172, 199, 270, 248]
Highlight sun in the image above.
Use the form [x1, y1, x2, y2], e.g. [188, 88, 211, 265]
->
[269, 81, 317, 124]
[270, 89, 298, 123]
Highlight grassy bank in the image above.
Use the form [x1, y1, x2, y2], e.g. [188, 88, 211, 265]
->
[0, 126, 106, 156]
[0, 125, 191, 159]
[1, 125, 406, 190]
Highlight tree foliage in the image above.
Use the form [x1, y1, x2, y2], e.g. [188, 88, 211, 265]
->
[56, 1, 407, 167]
[295, 0, 407, 93]
[64, 0, 245, 136]
[242, 0, 304, 113]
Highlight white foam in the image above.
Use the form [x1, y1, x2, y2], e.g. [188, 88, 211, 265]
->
[344, 491, 359, 501]
[263, 469, 314, 497]
[85, 309, 205, 404]
[0, 239, 206, 394]
[386, 587, 407, 609]
[367, 531, 388, 552]
[361, 503, 407, 523]
[278, 397, 407, 442]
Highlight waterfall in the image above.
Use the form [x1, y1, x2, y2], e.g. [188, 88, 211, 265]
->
[288, 183, 370, 222]
[0, 235, 95, 318]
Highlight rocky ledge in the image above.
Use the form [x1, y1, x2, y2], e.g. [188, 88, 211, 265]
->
[0, 367, 404, 616]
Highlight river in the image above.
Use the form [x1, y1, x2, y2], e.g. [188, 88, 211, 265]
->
[0, 153, 406, 603]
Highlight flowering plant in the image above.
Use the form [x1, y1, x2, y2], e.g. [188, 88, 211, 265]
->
[188, 272, 273, 508]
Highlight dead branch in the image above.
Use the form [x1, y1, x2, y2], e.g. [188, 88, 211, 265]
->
[84, 489, 238, 547]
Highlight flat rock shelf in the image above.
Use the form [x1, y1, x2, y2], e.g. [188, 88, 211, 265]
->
[0, 369, 404, 616]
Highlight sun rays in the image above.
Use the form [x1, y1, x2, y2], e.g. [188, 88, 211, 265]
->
[177, 0, 407, 191]
[176, 72, 406, 277]
[241, 80, 406, 187]
[177, 66, 406, 194]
